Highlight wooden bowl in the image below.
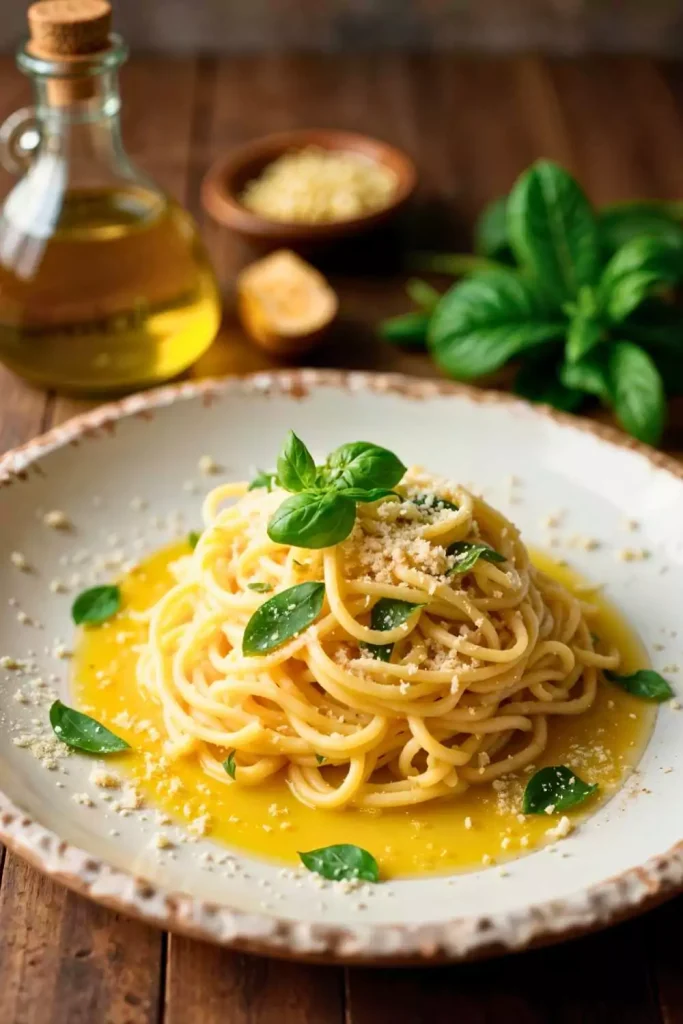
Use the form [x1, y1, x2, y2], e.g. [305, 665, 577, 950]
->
[200, 129, 418, 249]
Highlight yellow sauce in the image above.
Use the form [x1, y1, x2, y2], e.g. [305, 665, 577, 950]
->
[73, 543, 655, 877]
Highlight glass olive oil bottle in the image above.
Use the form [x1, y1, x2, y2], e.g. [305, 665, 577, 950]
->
[0, 0, 221, 394]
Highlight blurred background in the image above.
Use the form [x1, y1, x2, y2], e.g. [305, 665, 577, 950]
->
[1, 0, 683, 54]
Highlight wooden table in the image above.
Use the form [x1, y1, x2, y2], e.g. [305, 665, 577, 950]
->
[1, 52, 683, 1024]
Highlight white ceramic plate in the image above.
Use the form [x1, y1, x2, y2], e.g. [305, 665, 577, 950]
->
[1, 369, 683, 964]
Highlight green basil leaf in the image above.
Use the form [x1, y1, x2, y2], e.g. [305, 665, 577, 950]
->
[268, 492, 357, 549]
[566, 312, 604, 364]
[188, 530, 201, 550]
[276, 431, 317, 493]
[606, 669, 674, 701]
[405, 277, 441, 311]
[560, 350, 610, 399]
[247, 582, 273, 593]
[475, 195, 514, 263]
[599, 202, 683, 259]
[360, 597, 422, 662]
[606, 341, 666, 445]
[523, 765, 598, 815]
[49, 700, 130, 754]
[515, 352, 584, 412]
[315, 754, 326, 765]
[298, 844, 379, 883]
[446, 541, 505, 575]
[507, 160, 601, 303]
[336, 487, 397, 503]
[326, 442, 406, 492]
[599, 235, 683, 322]
[379, 311, 429, 348]
[248, 469, 277, 491]
[622, 302, 683, 395]
[223, 750, 236, 778]
[242, 581, 325, 655]
[412, 493, 459, 512]
[72, 585, 121, 626]
[428, 269, 565, 381]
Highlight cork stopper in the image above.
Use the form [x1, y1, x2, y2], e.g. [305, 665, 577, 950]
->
[26, 1, 113, 103]
[28, 0, 111, 58]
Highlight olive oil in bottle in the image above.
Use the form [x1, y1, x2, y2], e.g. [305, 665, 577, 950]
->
[0, 1, 221, 393]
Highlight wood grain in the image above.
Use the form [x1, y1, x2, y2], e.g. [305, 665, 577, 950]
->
[0, 53, 682, 1024]
[165, 938, 344, 1024]
[0, 857, 162, 1024]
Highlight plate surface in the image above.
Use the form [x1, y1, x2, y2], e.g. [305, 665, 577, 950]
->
[1, 369, 683, 964]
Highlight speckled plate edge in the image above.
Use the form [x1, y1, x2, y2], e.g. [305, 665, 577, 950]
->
[1, 368, 683, 965]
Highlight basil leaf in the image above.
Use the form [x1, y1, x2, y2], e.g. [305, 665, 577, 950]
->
[276, 431, 317, 493]
[326, 442, 406, 492]
[560, 350, 610, 399]
[242, 581, 325, 655]
[315, 754, 326, 765]
[566, 311, 604, 364]
[49, 700, 130, 754]
[428, 269, 565, 381]
[405, 277, 440, 311]
[606, 668, 673, 701]
[188, 530, 201, 550]
[247, 582, 273, 593]
[523, 765, 598, 815]
[599, 236, 683, 323]
[223, 750, 236, 778]
[599, 202, 683, 259]
[72, 585, 121, 626]
[515, 352, 584, 412]
[268, 492, 356, 549]
[336, 487, 397, 503]
[248, 469, 277, 491]
[379, 311, 429, 348]
[360, 597, 422, 662]
[298, 844, 379, 883]
[606, 342, 666, 445]
[446, 541, 505, 575]
[412, 493, 459, 512]
[507, 160, 601, 303]
[475, 195, 514, 263]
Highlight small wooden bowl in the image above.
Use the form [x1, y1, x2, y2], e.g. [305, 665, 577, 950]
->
[200, 129, 418, 249]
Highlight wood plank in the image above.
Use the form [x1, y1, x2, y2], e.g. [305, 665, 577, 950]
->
[165, 938, 344, 1024]
[0, 855, 162, 1024]
[645, 895, 683, 1024]
[346, 919, 661, 1024]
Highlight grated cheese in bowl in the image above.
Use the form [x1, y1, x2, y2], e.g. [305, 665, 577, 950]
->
[240, 146, 398, 224]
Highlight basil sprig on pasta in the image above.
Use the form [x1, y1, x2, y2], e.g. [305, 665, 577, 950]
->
[242, 581, 325, 655]
[360, 597, 424, 662]
[522, 765, 598, 815]
[266, 432, 406, 549]
[446, 541, 505, 575]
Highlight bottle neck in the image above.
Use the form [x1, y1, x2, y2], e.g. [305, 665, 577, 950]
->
[15, 35, 136, 189]
[33, 69, 127, 174]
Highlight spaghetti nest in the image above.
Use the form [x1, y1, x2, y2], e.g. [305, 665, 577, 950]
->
[138, 468, 620, 810]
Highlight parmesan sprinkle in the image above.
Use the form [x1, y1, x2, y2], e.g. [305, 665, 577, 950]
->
[43, 509, 70, 529]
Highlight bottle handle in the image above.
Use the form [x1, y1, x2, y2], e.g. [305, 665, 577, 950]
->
[0, 107, 41, 175]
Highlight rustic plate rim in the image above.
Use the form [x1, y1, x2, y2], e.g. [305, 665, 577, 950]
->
[1, 367, 683, 965]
